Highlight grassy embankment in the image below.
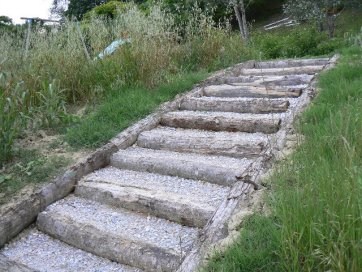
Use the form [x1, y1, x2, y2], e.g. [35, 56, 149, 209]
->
[204, 31, 362, 272]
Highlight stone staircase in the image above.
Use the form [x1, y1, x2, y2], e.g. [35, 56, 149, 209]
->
[0, 57, 334, 272]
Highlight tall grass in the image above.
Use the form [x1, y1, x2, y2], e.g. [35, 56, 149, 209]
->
[0, 3, 248, 166]
[272, 46, 362, 271]
[0, 2, 342, 165]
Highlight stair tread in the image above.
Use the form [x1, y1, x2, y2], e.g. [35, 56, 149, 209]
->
[239, 65, 324, 75]
[81, 167, 229, 210]
[254, 58, 329, 68]
[138, 127, 269, 158]
[111, 147, 254, 186]
[113, 147, 253, 173]
[202, 84, 303, 98]
[38, 196, 199, 255]
[212, 74, 314, 85]
[180, 96, 290, 114]
[0, 229, 140, 272]
[162, 110, 284, 120]
[161, 111, 282, 134]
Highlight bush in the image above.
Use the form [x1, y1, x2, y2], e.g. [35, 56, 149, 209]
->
[252, 26, 341, 58]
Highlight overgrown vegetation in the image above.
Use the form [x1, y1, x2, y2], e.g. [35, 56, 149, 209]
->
[204, 44, 362, 272]
[1, 2, 344, 166]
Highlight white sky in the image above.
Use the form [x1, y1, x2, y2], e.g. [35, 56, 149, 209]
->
[0, 0, 54, 24]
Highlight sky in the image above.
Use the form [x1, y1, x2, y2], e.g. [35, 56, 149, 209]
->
[0, 0, 54, 24]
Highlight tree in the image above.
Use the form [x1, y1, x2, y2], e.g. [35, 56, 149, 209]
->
[52, 0, 148, 20]
[0, 16, 13, 26]
[232, 1, 249, 41]
[0, 16, 16, 33]
[284, 0, 360, 38]
[83, 1, 131, 19]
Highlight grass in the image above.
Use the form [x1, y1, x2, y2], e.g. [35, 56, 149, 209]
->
[203, 215, 282, 272]
[204, 46, 362, 272]
[65, 71, 207, 148]
[0, 149, 70, 205]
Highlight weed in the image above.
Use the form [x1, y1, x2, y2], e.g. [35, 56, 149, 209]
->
[0, 149, 70, 204]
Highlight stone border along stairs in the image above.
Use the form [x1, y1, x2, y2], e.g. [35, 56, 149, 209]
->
[0, 56, 338, 272]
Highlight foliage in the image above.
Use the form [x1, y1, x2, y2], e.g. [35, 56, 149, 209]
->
[0, 73, 28, 166]
[284, 0, 342, 22]
[84, 1, 132, 19]
[0, 16, 13, 26]
[252, 25, 342, 58]
[283, 0, 361, 37]
[66, 0, 107, 20]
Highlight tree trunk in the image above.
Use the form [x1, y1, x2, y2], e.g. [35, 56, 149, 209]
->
[239, 0, 249, 41]
[326, 14, 335, 39]
[233, 5, 245, 39]
[233, 0, 249, 41]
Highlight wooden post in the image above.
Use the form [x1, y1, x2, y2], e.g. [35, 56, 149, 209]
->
[76, 22, 91, 60]
[24, 20, 31, 60]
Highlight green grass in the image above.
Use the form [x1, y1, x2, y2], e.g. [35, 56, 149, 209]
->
[0, 150, 70, 205]
[203, 215, 282, 272]
[204, 46, 362, 272]
[65, 71, 207, 148]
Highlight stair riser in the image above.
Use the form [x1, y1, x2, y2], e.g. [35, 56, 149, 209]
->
[180, 99, 289, 114]
[254, 59, 329, 69]
[37, 213, 180, 272]
[209, 74, 313, 86]
[203, 86, 302, 98]
[161, 115, 281, 134]
[137, 134, 265, 159]
[111, 156, 242, 187]
[75, 185, 213, 228]
[239, 65, 324, 76]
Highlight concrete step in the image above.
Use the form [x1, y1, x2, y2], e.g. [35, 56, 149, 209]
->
[239, 65, 324, 76]
[37, 196, 199, 272]
[253, 58, 329, 69]
[161, 111, 282, 134]
[76, 167, 229, 228]
[0, 229, 140, 272]
[137, 127, 269, 159]
[180, 96, 290, 114]
[202, 84, 303, 98]
[111, 147, 254, 187]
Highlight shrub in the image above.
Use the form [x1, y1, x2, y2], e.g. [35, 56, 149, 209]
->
[252, 25, 341, 58]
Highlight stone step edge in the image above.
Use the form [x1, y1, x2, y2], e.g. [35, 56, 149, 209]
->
[37, 210, 182, 272]
[75, 181, 214, 228]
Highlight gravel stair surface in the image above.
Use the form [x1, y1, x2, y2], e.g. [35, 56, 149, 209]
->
[1, 229, 141, 272]
[37, 196, 199, 272]
[76, 167, 230, 227]
[111, 147, 254, 186]
[137, 126, 270, 158]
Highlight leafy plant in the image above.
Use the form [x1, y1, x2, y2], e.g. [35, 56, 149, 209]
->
[0, 73, 28, 166]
